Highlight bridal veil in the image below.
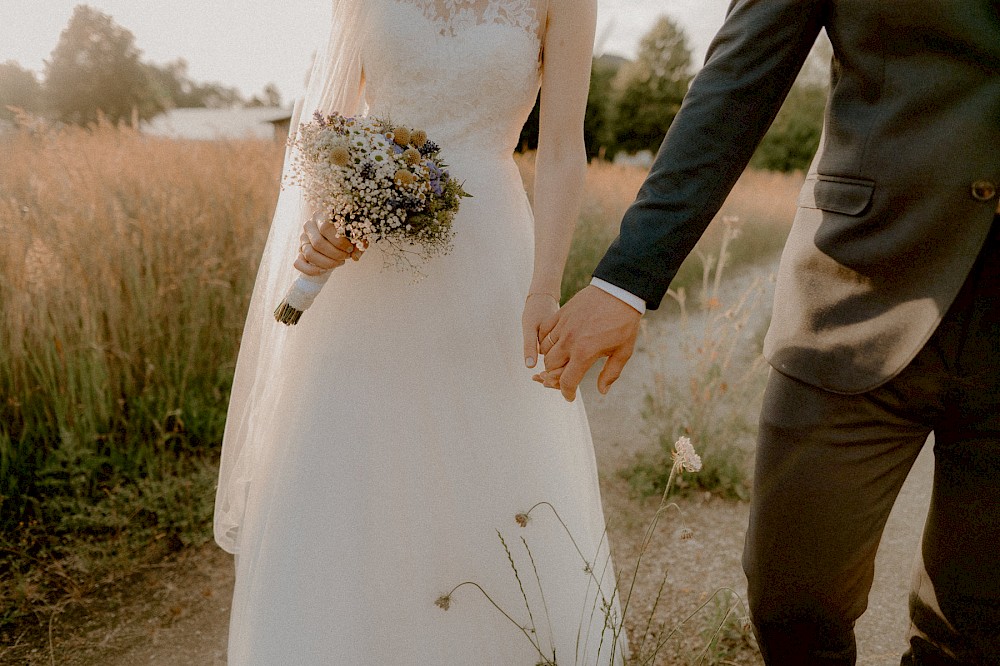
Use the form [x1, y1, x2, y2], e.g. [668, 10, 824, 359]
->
[214, 1, 368, 553]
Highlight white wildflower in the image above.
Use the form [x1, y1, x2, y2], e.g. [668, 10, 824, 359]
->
[672, 436, 702, 473]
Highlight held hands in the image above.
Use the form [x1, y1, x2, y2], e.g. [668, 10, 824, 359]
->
[523, 292, 562, 369]
[531, 285, 642, 402]
[295, 213, 366, 276]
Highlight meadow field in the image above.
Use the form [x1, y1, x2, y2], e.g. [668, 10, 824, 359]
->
[0, 121, 802, 662]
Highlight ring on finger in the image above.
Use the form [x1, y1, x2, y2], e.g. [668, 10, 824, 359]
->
[544, 334, 556, 348]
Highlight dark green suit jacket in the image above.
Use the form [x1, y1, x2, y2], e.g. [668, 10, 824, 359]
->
[593, 0, 1000, 394]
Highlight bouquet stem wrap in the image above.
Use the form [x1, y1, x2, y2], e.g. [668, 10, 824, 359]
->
[273, 272, 330, 325]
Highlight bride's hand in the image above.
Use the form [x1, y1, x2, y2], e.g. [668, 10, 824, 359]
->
[522, 292, 561, 369]
[295, 214, 366, 276]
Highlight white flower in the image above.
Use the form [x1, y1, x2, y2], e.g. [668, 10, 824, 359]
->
[672, 436, 702, 473]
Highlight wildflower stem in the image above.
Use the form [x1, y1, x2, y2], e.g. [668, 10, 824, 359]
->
[497, 530, 538, 648]
[521, 502, 623, 662]
[442, 581, 548, 662]
[617, 460, 684, 642]
[696, 600, 739, 666]
[636, 566, 670, 660]
[522, 537, 556, 663]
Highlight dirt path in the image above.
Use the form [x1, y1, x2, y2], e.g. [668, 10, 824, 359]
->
[102, 433, 932, 666]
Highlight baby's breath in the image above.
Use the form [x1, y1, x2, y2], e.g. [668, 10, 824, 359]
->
[287, 112, 470, 271]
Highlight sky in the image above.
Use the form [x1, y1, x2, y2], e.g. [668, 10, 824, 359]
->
[0, 1, 731, 102]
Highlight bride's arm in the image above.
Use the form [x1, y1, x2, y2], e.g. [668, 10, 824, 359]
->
[522, 0, 598, 368]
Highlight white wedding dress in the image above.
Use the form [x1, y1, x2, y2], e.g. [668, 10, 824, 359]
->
[216, 1, 625, 663]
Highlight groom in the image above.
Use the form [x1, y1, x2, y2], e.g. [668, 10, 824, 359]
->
[534, 1, 1000, 664]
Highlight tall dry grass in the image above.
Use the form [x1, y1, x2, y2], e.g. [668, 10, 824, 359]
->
[517, 152, 802, 305]
[1, 121, 282, 623]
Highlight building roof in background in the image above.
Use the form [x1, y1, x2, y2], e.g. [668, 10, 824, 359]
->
[142, 106, 292, 140]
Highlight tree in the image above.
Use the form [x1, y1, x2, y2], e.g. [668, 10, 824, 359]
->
[516, 55, 625, 158]
[145, 58, 190, 110]
[612, 16, 692, 156]
[584, 55, 625, 159]
[146, 58, 246, 109]
[0, 61, 44, 122]
[750, 81, 827, 172]
[184, 81, 244, 109]
[750, 36, 832, 172]
[247, 82, 283, 108]
[44, 5, 162, 124]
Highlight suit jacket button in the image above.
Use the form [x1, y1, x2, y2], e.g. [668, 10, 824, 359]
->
[971, 179, 997, 201]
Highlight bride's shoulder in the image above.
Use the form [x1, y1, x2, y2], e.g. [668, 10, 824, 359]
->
[540, 0, 596, 24]
[539, 0, 596, 35]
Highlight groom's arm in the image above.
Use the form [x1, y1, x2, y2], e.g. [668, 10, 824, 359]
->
[536, 0, 827, 400]
[593, 0, 825, 309]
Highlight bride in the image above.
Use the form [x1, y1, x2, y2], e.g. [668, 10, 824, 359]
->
[214, 0, 626, 663]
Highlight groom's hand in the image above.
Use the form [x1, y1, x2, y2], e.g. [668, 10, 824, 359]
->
[534, 286, 641, 402]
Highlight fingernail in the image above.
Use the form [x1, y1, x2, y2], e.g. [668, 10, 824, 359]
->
[525, 357, 535, 368]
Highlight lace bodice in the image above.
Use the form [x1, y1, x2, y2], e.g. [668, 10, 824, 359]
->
[394, 0, 541, 37]
[360, 0, 546, 156]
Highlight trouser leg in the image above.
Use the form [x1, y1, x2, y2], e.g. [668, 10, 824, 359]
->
[743, 369, 933, 665]
[904, 431, 1000, 665]
[746, 216, 999, 664]
[903, 217, 1000, 665]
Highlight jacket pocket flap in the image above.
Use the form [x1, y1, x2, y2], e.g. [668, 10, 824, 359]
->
[800, 175, 875, 216]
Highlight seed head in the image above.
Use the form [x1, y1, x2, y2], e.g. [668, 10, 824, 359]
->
[394, 169, 417, 186]
[393, 127, 411, 146]
[403, 148, 422, 165]
[330, 144, 350, 167]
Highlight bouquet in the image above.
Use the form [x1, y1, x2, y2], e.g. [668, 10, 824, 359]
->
[273, 111, 470, 325]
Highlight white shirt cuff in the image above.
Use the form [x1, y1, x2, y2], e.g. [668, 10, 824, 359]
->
[590, 278, 646, 315]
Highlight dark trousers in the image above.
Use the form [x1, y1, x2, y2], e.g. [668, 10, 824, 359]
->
[743, 217, 1000, 665]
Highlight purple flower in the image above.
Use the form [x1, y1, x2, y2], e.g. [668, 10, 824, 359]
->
[425, 162, 443, 180]
[388, 193, 424, 212]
